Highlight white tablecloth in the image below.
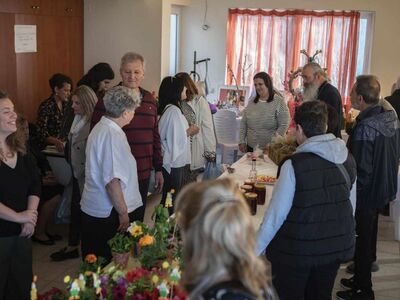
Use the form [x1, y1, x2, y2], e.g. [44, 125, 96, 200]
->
[220, 154, 277, 227]
[220, 155, 400, 241]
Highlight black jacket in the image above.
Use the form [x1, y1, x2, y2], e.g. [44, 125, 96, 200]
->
[385, 89, 400, 120]
[318, 81, 343, 138]
[348, 104, 400, 211]
[267, 152, 356, 268]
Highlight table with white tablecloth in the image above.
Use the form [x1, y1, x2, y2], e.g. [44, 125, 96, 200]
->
[219, 154, 277, 227]
[220, 154, 400, 242]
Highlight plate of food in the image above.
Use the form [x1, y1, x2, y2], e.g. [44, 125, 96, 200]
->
[257, 175, 277, 185]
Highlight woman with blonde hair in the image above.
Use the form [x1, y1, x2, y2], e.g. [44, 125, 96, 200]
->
[175, 178, 275, 300]
[50, 85, 98, 261]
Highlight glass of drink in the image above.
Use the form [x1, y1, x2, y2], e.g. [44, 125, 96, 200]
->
[244, 192, 257, 215]
[254, 183, 266, 205]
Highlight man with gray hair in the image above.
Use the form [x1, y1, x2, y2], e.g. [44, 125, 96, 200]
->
[337, 75, 400, 300]
[91, 52, 164, 221]
[301, 62, 343, 138]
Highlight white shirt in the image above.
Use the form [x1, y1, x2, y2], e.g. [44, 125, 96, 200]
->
[159, 105, 191, 173]
[80, 116, 142, 218]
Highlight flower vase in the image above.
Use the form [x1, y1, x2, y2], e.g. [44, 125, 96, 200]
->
[112, 252, 130, 269]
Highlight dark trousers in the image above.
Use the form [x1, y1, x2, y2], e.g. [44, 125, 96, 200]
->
[135, 178, 150, 222]
[247, 145, 253, 152]
[81, 208, 141, 265]
[68, 177, 81, 247]
[371, 213, 379, 262]
[161, 167, 184, 212]
[354, 210, 377, 291]
[271, 261, 340, 300]
[0, 236, 32, 300]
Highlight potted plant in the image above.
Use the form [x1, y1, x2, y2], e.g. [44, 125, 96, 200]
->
[107, 232, 133, 268]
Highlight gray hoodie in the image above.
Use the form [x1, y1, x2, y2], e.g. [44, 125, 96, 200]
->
[296, 133, 348, 164]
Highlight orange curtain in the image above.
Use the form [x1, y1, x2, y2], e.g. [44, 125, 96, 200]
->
[225, 9, 360, 106]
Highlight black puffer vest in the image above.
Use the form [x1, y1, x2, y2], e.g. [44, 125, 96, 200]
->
[266, 152, 356, 267]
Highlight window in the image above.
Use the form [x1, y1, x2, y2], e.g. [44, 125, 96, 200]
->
[356, 12, 374, 76]
[226, 9, 373, 105]
[169, 9, 180, 75]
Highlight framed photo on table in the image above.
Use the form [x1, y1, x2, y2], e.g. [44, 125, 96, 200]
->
[218, 85, 250, 105]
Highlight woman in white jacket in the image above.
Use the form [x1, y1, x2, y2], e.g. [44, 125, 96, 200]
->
[50, 85, 97, 261]
[176, 72, 216, 183]
[158, 76, 198, 209]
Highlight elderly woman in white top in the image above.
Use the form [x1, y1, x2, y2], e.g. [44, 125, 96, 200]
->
[80, 86, 142, 264]
[176, 72, 216, 183]
[50, 85, 98, 262]
[239, 72, 290, 152]
[158, 76, 198, 210]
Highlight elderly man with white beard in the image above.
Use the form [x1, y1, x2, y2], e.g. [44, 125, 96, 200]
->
[302, 62, 343, 138]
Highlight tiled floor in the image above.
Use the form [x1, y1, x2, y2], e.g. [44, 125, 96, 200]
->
[33, 196, 400, 299]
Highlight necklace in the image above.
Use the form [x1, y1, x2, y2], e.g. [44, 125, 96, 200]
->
[0, 142, 15, 162]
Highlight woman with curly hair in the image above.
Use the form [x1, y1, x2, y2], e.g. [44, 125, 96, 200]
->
[0, 91, 41, 299]
[175, 178, 276, 300]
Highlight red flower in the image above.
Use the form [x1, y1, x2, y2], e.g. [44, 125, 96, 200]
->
[143, 288, 159, 300]
[126, 267, 149, 282]
[85, 254, 97, 264]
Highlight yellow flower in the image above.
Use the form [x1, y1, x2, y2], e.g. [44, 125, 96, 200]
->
[130, 225, 143, 238]
[152, 275, 159, 284]
[64, 275, 71, 283]
[138, 234, 154, 247]
[85, 254, 97, 264]
[162, 261, 169, 269]
[165, 197, 173, 208]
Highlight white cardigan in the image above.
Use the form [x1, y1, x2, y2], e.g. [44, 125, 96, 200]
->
[68, 115, 90, 194]
[159, 105, 191, 173]
[187, 96, 216, 170]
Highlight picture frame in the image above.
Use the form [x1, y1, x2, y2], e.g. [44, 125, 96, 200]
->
[218, 85, 250, 105]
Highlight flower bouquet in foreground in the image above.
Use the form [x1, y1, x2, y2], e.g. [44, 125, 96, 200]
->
[34, 254, 186, 300]
[34, 197, 185, 299]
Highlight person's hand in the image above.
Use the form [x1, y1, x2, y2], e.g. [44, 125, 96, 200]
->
[239, 143, 247, 153]
[16, 210, 38, 225]
[154, 171, 164, 193]
[187, 125, 200, 137]
[118, 212, 130, 232]
[20, 222, 35, 238]
[54, 139, 65, 152]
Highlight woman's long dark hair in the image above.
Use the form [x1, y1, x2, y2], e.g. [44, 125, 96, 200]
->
[77, 62, 114, 93]
[253, 72, 274, 103]
[158, 76, 184, 116]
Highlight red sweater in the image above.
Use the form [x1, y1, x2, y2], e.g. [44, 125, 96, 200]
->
[91, 87, 163, 181]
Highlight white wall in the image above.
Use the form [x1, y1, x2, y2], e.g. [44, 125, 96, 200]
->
[84, 0, 163, 93]
[179, 0, 400, 100]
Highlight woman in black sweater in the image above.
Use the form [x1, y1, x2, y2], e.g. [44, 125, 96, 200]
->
[0, 91, 41, 300]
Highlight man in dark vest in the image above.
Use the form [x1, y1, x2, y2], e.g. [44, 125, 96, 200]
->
[302, 62, 343, 138]
[337, 75, 400, 300]
[257, 100, 356, 300]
